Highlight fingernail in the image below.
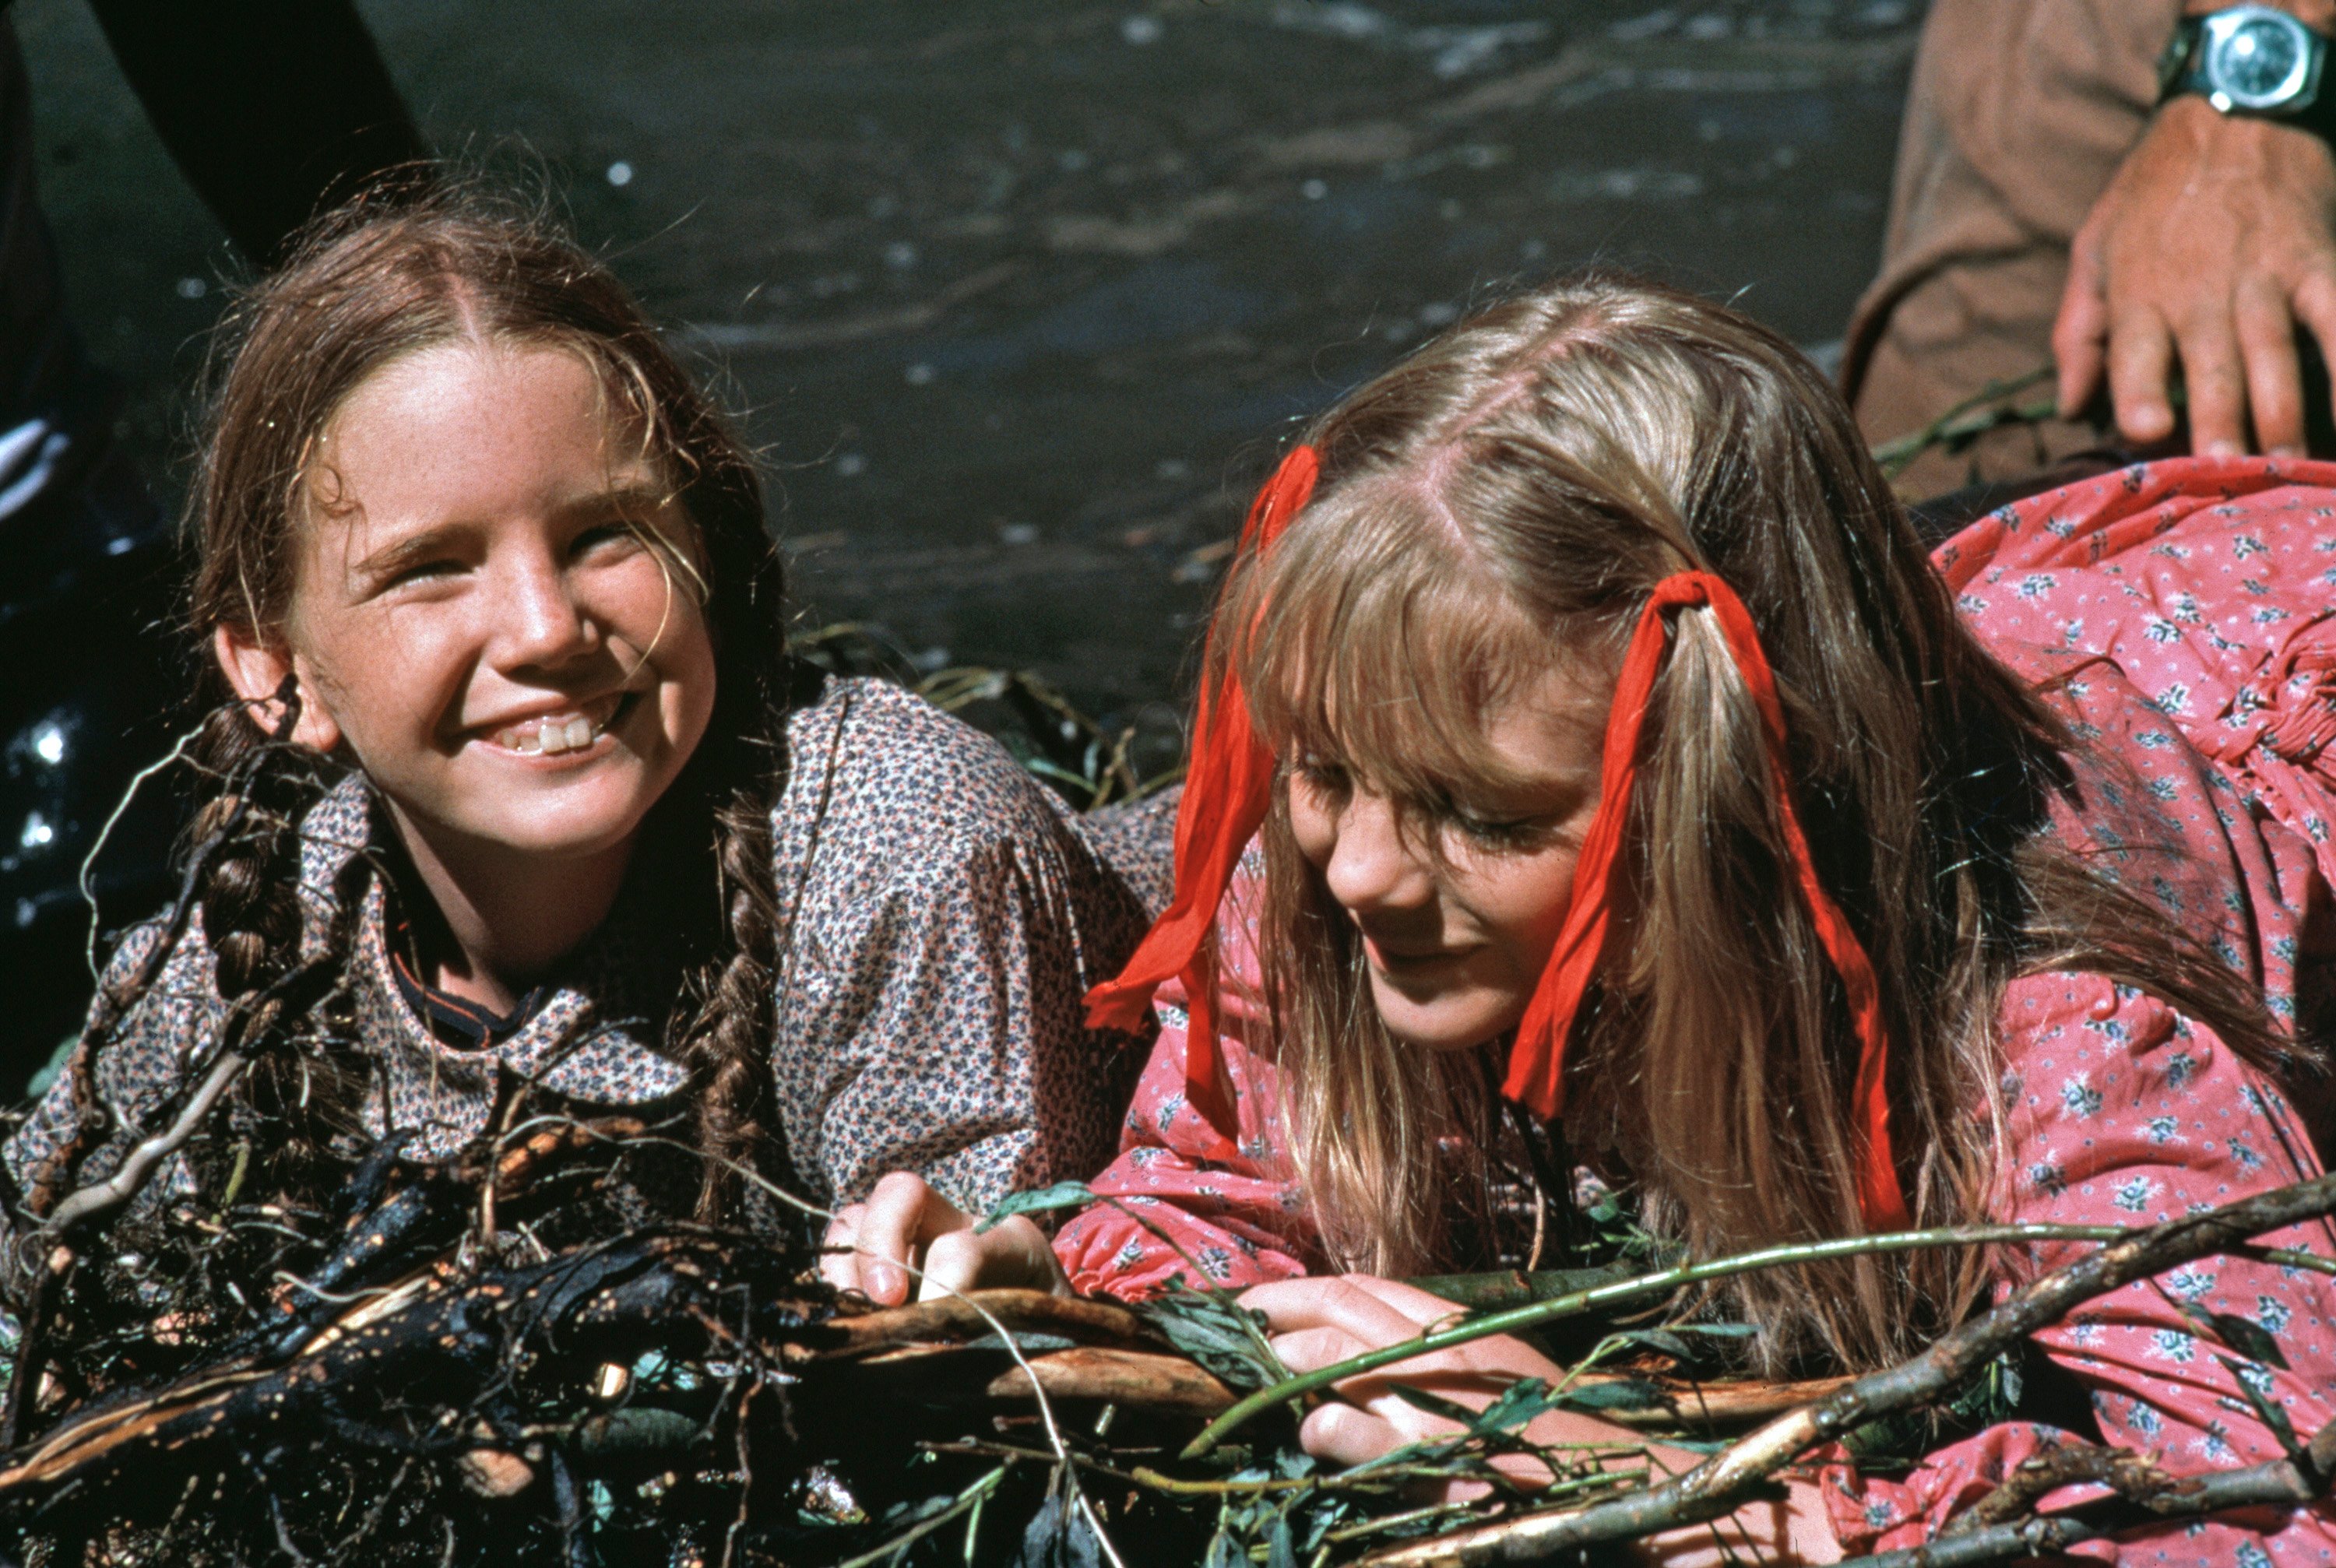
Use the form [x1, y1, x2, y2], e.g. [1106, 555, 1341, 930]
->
[2206, 440, 2243, 458]
[2273, 445, 2305, 459]
[871, 1266, 900, 1301]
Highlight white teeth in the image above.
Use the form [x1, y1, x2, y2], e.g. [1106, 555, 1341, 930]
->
[494, 712, 603, 756]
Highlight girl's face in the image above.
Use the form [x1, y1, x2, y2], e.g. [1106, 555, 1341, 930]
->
[1287, 666, 1611, 1053]
[218, 341, 717, 876]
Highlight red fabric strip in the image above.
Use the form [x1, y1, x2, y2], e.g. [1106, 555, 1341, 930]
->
[1500, 571, 1909, 1230]
[1083, 445, 1320, 1149]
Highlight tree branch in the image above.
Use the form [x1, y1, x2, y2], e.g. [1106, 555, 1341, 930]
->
[1356, 1167, 2336, 1566]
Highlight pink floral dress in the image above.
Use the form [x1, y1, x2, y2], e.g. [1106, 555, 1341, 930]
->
[1052, 457, 2336, 1561]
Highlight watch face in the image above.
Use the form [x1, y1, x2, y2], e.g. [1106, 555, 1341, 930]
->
[2208, 11, 2315, 110]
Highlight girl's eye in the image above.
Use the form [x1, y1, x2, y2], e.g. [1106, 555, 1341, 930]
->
[382, 557, 461, 589]
[1448, 811, 1546, 851]
[1293, 760, 1351, 796]
[572, 522, 644, 558]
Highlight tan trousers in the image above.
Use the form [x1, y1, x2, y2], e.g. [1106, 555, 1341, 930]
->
[1845, 0, 2182, 495]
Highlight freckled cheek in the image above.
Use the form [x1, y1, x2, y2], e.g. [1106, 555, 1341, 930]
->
[592, 555, 698, 649]
[297, 607, 477, 751]
[1460, 848, 1584, 976]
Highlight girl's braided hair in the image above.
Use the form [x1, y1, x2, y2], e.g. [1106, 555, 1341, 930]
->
[146, 178, 790, 1223]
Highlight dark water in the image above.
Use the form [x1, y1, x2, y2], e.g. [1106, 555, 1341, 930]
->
[22, 0, 1921, 725]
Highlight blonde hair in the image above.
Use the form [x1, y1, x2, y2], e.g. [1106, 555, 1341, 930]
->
[1219, 274, 2289, 1373]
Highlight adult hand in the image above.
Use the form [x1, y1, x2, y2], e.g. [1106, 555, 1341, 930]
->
[1241, 1274, 1842, 1564]
[2055, 96, 2336, 455]
[818, 1171, 1065, 1306]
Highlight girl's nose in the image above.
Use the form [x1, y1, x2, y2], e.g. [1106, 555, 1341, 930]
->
[1321, 792, 1435, 916]
[495, 547, 598, 669]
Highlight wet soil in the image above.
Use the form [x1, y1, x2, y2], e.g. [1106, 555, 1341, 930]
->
[20, 0, 1922, 724]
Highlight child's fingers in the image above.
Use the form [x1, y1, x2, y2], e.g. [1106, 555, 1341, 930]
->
[817, 1203, 871, 1294]
[1240, 1274, 1427, 1349]
[917, 1228, 989, 1301]
[916, 1218, 1071, 1302]
[1265, 1325, 1369, 1375]
[853, 1172, 947, 1305]
[1298, 1399, 1406, 1467]
[1328, 1274, 1471, 1330]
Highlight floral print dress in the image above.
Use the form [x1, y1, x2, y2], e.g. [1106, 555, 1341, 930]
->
[1053, 456, 2336, 1562]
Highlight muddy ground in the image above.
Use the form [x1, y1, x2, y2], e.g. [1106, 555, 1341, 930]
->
[22, 0, 1920, 727]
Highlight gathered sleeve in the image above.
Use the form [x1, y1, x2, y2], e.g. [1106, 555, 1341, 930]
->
[4, 919, 224, 1238]
[765, 679, 1154, 1214]
[1051, 863, 1323, 1299]
[1051, 993, 1319, 1299]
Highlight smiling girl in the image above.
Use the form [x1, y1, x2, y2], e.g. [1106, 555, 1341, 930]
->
[0, 188, 1158, 1303]
[865, 276, 2336, 1560]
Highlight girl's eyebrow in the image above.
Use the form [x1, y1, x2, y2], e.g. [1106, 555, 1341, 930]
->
[556, 483, 670, 521]
[350, 522, 470, 584]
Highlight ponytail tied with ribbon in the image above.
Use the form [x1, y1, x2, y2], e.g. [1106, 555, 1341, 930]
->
[1499, 572, 1909, 1231]
[1085, 468, 1909, 1229]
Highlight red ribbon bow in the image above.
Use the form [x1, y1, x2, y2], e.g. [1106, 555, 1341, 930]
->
[1083, 461, 1910, 1230]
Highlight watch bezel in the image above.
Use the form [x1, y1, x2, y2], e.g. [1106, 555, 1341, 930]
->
[2200, 6, 2324, 113]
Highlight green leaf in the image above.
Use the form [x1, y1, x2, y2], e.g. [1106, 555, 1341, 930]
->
[1553, 1378, 1665, 1412]
[958, 1331, 1078, 1355]
[1135, 1288, 1285, 1390]
[1387, 1383, 1482, 1428]
[2219, 1355, 2302, 1455]
[1470, 1377, 1560, 1436]
[976, 1180, 1096, 1233]
[1616, 1328, 1696, 1361]
[2205, 1312, 2291, 1371]
[1265, 1515, 1299, 1568]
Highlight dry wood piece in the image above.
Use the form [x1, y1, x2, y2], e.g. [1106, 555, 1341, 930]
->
[789, 1288, 1151, 1359]
[1592, 1372, 1857, 1432]
[984, 1347, 1236, 1415]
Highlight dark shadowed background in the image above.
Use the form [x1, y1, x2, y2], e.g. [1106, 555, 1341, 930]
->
[19, 0, 1921, 729]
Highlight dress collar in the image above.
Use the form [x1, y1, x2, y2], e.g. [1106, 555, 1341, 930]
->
[298, 776, 691, 1158]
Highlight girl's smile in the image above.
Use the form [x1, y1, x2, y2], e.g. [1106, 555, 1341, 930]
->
[481, 690, 633, 757]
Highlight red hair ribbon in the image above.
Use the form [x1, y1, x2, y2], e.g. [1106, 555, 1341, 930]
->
[1499, 571, 1910, 1232]
[1083, 445, 1321, 1154]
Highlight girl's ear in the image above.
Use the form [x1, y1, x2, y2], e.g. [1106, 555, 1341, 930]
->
[212, 624, 344, 753]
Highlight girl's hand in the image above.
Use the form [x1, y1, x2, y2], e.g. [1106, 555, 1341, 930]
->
[1240, 1274, 1615, 1469]
[1239, 1274, 1842, 1564]
[818, 1172, 1066, 1306]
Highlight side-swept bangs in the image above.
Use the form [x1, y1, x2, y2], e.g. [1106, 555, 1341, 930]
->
[1222, 478, 1575, 818]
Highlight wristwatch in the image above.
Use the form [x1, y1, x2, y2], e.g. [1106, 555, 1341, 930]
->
[2158, 5, 2336, 128]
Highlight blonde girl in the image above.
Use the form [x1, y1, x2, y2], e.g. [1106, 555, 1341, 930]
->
[866, 275, 2336, 1563]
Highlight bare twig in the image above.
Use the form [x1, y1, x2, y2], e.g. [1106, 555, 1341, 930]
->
[1833, 1420, 2336, 1568]
[1356, 1168, 2336, 1565]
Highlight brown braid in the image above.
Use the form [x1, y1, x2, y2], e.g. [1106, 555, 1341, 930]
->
[678, 772, 784, 1223]
[17, 684, 370, 1241]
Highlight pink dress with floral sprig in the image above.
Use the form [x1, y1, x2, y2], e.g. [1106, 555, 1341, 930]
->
[1055, 456, 2336, 1561]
